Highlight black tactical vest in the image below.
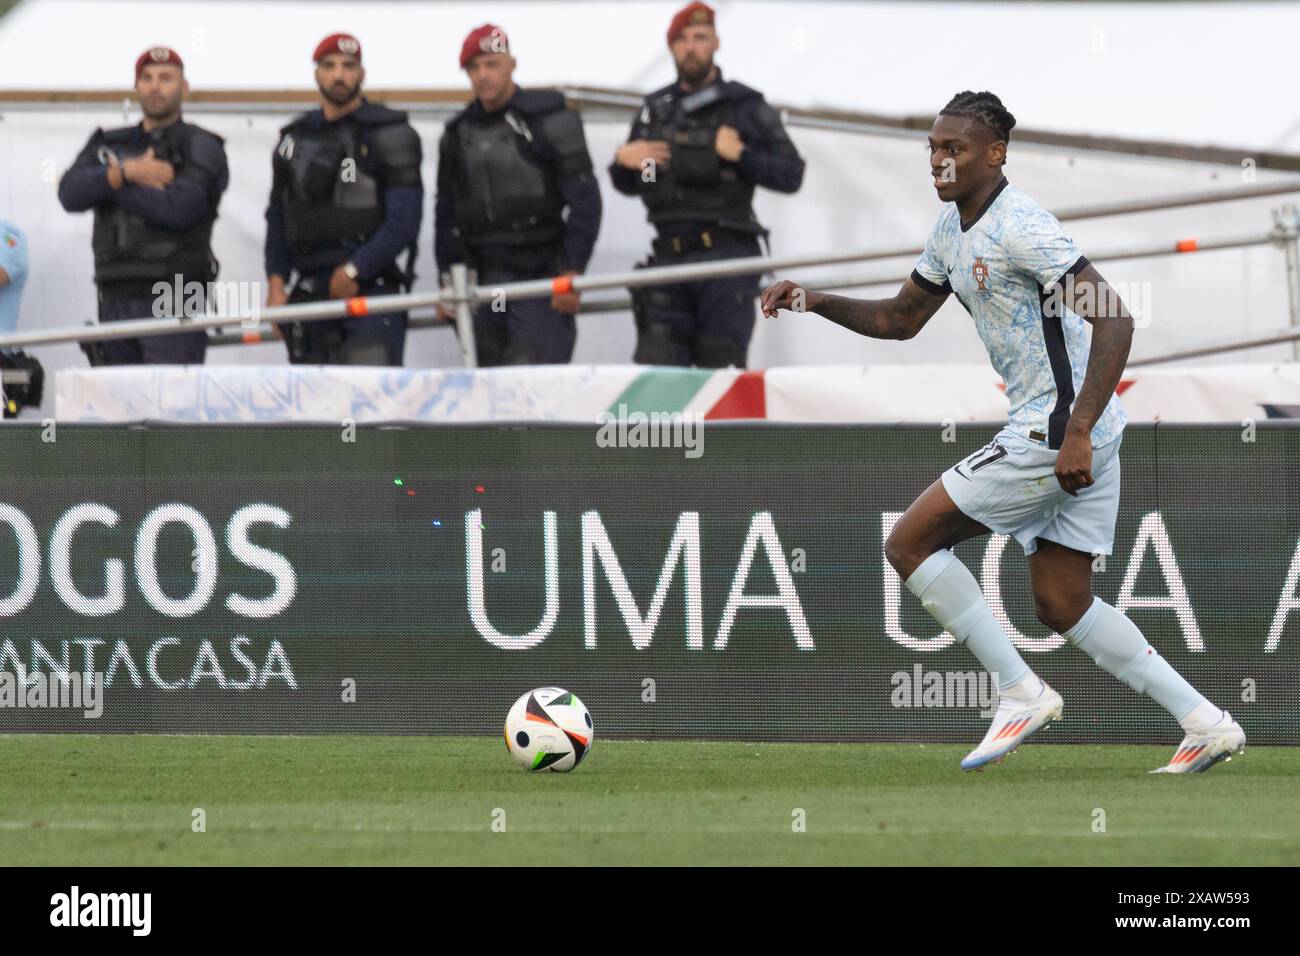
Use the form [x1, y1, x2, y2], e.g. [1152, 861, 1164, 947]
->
[91, 122, 221, 286]
[451, 108, 565, 247]
[275, 104, 404, 273]
[637, 82, 758, 232]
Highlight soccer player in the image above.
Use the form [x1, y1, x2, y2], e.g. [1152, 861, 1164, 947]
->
[760, 91, 1244, 774]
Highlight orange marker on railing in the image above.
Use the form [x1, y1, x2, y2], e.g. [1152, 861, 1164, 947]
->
[1175, 238, 1198, 253]
[345, 296, 370, 316]
[551, 274, 574, 296]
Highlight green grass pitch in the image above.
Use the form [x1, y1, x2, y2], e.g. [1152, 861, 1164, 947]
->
[1, 736, 1296, 866]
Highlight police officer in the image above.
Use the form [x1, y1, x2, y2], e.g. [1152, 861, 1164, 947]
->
[435, 24, 602, 365]
[265, 33, 423, 366]
[57, 47, 228, 365]
[610, 2, 805, 367]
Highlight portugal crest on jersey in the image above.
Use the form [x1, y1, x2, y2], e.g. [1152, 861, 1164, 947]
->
[972, 257, 990, 292]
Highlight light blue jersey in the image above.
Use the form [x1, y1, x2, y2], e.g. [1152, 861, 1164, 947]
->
[0, 220, 29, 336]
[912, 178, 1126, 449]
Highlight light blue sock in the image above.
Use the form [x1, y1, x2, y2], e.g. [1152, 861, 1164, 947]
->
[904, 549, 1031, 689]
[1064, 597, 1208, 723]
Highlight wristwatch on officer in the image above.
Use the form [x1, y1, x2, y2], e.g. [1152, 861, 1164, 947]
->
[341, 262, 360, 282]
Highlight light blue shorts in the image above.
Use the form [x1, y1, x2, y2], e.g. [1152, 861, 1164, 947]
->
[940, 428, 1123, 557]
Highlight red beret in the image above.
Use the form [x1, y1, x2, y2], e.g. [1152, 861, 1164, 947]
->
[667, 1, 714, 45]
[134, 46, 183, 81]
[460, 23, 510, 69]
[313, 32, 362, 63]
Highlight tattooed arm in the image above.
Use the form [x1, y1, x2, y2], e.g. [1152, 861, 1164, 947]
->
[1063, 263, 1133, 434]
[759, 276, 948, 340]
[1054, 262, 1134, 494]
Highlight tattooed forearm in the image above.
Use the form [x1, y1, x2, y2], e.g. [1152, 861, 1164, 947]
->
[807, 280, 944, 341]
[808, 292, 904, 339]
[1066, 265, 1133, 434]
[1070, 319, 1131, 432]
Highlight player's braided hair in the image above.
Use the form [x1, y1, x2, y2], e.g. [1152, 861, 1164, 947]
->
[939, 91, 1017, 143]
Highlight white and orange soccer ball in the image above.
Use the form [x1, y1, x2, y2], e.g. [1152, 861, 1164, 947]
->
[504, 687, 594, 772]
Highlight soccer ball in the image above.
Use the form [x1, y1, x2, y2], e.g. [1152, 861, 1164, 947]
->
[503, 687, 594, 772]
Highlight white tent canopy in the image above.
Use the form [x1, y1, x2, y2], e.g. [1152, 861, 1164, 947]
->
[1, 0, 1298, 152]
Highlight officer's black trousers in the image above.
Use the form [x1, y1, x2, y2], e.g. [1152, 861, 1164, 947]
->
[284, 275, 407, 367]
[631, 234, 762, 369]
[468, 248, 577, 366]
[95, 290, 208, 366]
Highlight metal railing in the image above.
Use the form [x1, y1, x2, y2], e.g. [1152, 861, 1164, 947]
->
[1127, 325, 1300, 367]
[2, 181, 1299, 367]
[12, 86, 1298, 172]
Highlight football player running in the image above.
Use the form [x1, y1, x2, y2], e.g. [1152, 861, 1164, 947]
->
[761, 91, 1243, 774]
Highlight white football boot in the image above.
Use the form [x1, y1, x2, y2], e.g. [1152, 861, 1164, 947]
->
[1150, 712, 1245, 774]
[960, 677, 1063, 772]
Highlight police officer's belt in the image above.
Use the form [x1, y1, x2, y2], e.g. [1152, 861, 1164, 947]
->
[652, 230, 720, 257]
